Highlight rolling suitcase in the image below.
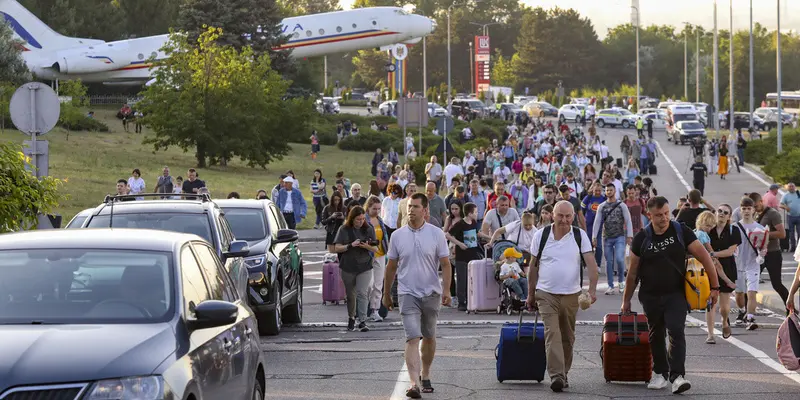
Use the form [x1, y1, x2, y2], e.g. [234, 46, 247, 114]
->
[466, 256, 501, 313]
[322, 253, 346, 305]
[648, 165, 657, 175]
[616, 158, 623, 168]
[496, 312, 547, 383]
[601, 312, 653, 383]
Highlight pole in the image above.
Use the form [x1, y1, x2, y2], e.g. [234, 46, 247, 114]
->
[323, 55, 328, 90]
[684, 25, 688, 100]
[749, 0, 754, 130]
[777, 0, 783, 153]
[713, 0, 719, 138]
[445, 6, 452, 164]
[28, 84, 38, 177]
[469, 43, 474, 94]
[696, 29, 700, 102]
[635, 6, 640, 113]
[421, 36, 426, 155]
[729, 0, 734, 138]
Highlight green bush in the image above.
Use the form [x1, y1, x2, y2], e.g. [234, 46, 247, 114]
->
[59, 115, 109, 132]
[339, 100, 367, 107]
[744, 130, 800, 165]
[337, 131, 402, 152]
[763, 147, 800, 184]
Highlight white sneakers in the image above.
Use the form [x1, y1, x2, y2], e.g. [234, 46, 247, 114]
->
[369, 311, 383, 322]
[648, 374, 691, 394]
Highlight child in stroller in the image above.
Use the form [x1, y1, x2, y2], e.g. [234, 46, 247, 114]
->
[492, 243, 529, 315]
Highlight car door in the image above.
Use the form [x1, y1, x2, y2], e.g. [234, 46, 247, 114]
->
[268, 204, 295, 302]
[218, 214, 249, 301]
[180, 245, 235, 400]
[192, 242, 252, 399]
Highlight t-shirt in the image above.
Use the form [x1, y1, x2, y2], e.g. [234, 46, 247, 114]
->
[388, 223, 450, 297]
[676, 207, 705, 230]
[758, 207, 784, 253]
[483, 208, 521, 236]
[694, 229, 711, 245]
[334, 225, 376, 274]
[709, 224, 742, 276]
[182, 178, 206, 194]
[593, 201, 633, 239]
[504, 220, 537, 251]
[736, 221, 767, 271]
[427, 195, 447, 228]
[690, 163, 708, 182]
[374, 223, 385, 257]
[581, 195, 606, 234]
[781, 191, 800, 217]
[426, 163, 443, 181]
[448, 219, 481, 262]
[631, 222, 698, 295]
[529, 227, 592, 295]
[500, 262, 523, 279]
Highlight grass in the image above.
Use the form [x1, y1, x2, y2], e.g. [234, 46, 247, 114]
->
[0, 108, 376, 230]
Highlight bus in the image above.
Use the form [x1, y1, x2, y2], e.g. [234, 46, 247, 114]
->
[765, 91, 800, 115]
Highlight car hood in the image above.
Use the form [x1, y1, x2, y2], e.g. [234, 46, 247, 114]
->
[0, 323, 176, 391]
[245, 238, 270, 256]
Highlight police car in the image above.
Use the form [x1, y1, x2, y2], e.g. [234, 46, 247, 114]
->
[594, 108, 640, 129]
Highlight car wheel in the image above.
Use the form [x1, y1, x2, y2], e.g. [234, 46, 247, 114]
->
[253, 376, 264, 400]
[597, 119, 605, 128]
[622, 120, 630, 129]
[282, 274, 303, 324]
[258, 285, 282, 336]
[559, 115, 565, 123]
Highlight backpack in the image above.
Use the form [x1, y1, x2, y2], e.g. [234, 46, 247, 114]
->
[534, 224, 587, 285]
[777, 313, 800, 371]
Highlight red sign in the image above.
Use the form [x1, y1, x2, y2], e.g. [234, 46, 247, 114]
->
[474, 36, 491, 94]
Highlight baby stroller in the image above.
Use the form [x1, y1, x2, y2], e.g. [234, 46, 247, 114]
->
[492, 240, 528, 316]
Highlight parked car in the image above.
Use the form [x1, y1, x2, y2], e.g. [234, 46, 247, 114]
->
[0, 229, 266, 400]
[316, 97, 340, 114]
[594, 108, 637, 128]
[64, 208, 94, 229]
[524, 101, 558, 117]
[642, 113, 668, 130]
[379, 100, 398, 115]
[215, 199, 304, 335]
[733, 112, 765, 131]
[671, 120, 707, 145]
[428, 102, 447, 117]
[558, 104, 586, 123]
[496, 103, 528, 121]
[763, 110, 793, 131]
[451, 99, 490, 119]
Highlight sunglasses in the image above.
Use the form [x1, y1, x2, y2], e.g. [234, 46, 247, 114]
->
[717, 209, 730, 215]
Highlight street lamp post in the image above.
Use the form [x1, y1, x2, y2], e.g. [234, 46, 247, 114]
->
[749, 0, 754, 130]
[469, 42, 474, 94]
[713, 0, 719, 138]
[696, 28, 700, 102]
[632, 5, 640, 113]
[469, 21, 500, 36]
[729, 0, 734, 138]
[683, 22, 689, 100]
[777, 0, 783, 153]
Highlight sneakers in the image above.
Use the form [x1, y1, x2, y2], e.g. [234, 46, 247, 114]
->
[358, 321, 370, 332]
[735, 311, 746, 326]
[619, 282, 626, 291]
[746, 316, 759, 331]
[647, 374, 669, 390]
[605, 287, 618, 295]
[671, 376, 691, 394]
[347, 318, 355, 331]
[550, 377, 565, 392]
[369, 311, 383, 322]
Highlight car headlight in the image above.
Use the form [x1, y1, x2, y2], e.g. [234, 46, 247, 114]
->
[244, 256, 266, 268]
[85, 376, 169, 400]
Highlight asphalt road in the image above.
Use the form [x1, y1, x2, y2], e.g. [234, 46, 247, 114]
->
[262, 121, 800, 399]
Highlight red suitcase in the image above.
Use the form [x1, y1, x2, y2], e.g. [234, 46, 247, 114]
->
[601, 312, 653, 383]
[322, 258, 346, 305]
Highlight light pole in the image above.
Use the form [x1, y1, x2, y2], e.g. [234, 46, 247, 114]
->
[469, 21, 500, 36]
[696, 28, 700, 102]
[729, 0, 734, 138]
[777, 0, 783, 153]
[632, 4, 640, 113]
[469, 42, 474, 94]
[713, 0, 719, 138]
[683, 22, 689, 100]
[749, 0, 753, 130]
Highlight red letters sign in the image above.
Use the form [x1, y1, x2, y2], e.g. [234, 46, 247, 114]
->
[474, 36, 491, 94]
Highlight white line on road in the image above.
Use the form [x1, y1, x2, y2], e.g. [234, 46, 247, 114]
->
[654, 140, 692, 192]
[302, 250, 329, 255]
[303, 261, 323, 266]
[304, 271, 322, 277]
[304, 284, 322, 294]
[741, 166, 788, 196]
[286, 319, 781, 329]
[390, 363, 410, 400]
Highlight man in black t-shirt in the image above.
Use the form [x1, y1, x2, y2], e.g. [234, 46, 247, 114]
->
[676, 189, 708, 230]
[621, 196, 719, 395]
[445, 203, 485, 311]
[689, 157, 708, 196]
[181, 168, 206, 195]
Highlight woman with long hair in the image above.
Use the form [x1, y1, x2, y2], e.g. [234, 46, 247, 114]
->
[583, 163, 597, 183]
[365, 196, 389, 322]
[368, 179, 384, 201]
[311, 169, 328, 229]
[707, 204, 741, 341]
[333, 206, 378, 332]
[321, 191, 346, 253]
[443, 199, 464, 233]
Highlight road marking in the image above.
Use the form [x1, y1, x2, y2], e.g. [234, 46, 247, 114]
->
[285, 319, 781, 329]
[303, 261, 323, 266]
[304, 271, 322, 277]
[741, 166, 788, 196]
[302, 250, 329, 255]
[686, 315, 800, 384]
[304, 284, 322, 294]
[658, 143, 800, 383]
[390, 362, 410, 400]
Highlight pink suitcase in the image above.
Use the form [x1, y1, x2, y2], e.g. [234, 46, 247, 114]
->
[466, 258, 502, 313]
[322, 257, 346, 305]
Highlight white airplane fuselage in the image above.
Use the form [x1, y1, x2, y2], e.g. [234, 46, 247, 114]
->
[0, 0, 434, 84]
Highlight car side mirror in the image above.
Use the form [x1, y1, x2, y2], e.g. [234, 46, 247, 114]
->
[224, 240, 250, 258]
[187, 300, 238, 331]
[274, 229, 299, 244]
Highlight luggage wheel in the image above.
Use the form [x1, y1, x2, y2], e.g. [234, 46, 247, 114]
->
[496, 305, 502, 314]
[322, 301, 327, 305]
[537, 380, 542, 383]
[334, 301, 340, 305]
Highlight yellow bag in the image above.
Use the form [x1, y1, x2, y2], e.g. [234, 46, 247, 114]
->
[685, 259, 711, 310]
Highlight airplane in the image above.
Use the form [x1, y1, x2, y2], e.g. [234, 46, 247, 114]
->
[0, 0, 435, 86]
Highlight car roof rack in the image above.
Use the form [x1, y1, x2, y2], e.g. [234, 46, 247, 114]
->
[102, 193, 212, 203]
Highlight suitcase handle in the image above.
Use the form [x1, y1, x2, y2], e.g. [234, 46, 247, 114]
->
[616, 311, 641, 345]
[516, 310, 539, 343]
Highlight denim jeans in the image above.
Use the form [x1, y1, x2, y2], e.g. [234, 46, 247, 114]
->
[737, 148, 744, 165]
[588, 224, 603, 268]
[313, 197, 325, 225]
[603, 236, 626, 288]
[639, 157, 649, 174]
[788, 215, 800, 250]
[504, 277, 528, 300]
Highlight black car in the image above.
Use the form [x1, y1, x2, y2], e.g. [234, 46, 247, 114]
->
[0, 229, 265, 400]
[81, 194, 251, 311]
[215, 199, 303, 335]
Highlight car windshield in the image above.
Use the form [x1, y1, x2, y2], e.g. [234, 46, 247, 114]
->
[87, 213, 213, 243]
[681, 122, 704, 130]
[0, 249, 173, 324]
[65, 215, 88, 229]
[673, 113, 697, 123]
[466, 101, 484, 107]
[221, 208, 267, 241]
[619, 110, 633, 115]
[540, 102, 553, 108]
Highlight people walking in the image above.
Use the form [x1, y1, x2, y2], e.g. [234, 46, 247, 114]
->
[334, 206, 378, 332]
[592, 183, 634, 295]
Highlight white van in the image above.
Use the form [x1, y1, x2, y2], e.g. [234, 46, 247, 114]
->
[666, 104, 700, 140]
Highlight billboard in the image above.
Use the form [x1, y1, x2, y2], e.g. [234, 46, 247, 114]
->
[474, 36, 491, 94]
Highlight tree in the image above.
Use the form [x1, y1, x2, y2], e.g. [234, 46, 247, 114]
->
[0, 142, 66, 232]
[279, 0, 340, 15]
[141, 27, 312, 168]
[352, 49, 390, 89]
[58, 80, 89, 139]
[491, 50, 516, 88]
[177, 0, 293, 75]
[0, 22, 31, 84]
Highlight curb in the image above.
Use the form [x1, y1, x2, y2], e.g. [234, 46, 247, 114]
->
[757, 291, 789, 315]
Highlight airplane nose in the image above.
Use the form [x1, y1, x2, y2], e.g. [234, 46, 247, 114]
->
[430, 18, 437, 33]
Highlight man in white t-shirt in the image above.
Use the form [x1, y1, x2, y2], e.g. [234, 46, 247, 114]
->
[383, 193, 452, 398]
[443, 157, 464, 188]
[488, 212, 537, 254]
[527, 201, 599, 393]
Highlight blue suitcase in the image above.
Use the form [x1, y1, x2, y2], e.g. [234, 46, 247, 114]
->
[495, 312, 547, 382]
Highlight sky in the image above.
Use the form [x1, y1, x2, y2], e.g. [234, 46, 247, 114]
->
[339, 0, 800, 39]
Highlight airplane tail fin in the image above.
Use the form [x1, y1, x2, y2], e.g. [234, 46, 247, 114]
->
[0, 0, 100, 51]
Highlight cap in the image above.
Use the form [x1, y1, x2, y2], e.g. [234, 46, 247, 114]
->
[283, 177, 293, 183]
[770, 184, 781, 190]
[503, 247, 523, 259]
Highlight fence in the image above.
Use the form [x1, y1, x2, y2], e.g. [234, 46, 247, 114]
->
[87, 95, 143, 106]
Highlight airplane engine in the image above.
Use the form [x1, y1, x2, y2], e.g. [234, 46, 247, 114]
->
[51, 53, 133, 74]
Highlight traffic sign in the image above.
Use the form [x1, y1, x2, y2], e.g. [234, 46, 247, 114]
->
[9, 81, 60, 136]
[397, 98, 428, 128]
[436, 117, 454, 133]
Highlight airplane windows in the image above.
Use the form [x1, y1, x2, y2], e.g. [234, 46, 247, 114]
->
[336, 26, 342, 32]
[138, 53, 144, 60]
[319, 28, 325, 35]
[372, 20, 377, 25]
[151, 52, 157, 58]
[293, 32, 300, 38]
[306, 30, 312, 37]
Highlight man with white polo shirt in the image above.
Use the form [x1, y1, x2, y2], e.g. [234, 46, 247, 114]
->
[383, 193, 452, 399]
[527, 201, 599, 392]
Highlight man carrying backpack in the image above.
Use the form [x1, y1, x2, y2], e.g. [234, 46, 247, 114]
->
[621, 196, 719, 395]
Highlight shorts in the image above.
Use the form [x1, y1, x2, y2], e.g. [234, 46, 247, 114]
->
[399, 293, 440, 341]
[735, 269, 759, 293]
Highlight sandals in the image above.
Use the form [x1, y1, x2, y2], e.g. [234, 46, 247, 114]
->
[420, 377, 435, 393]
[405, 386, 421, 399]
[722, 318, 732, 339]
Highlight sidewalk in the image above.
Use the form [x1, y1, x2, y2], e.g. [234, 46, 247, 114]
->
[298, 228, 325, 243]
